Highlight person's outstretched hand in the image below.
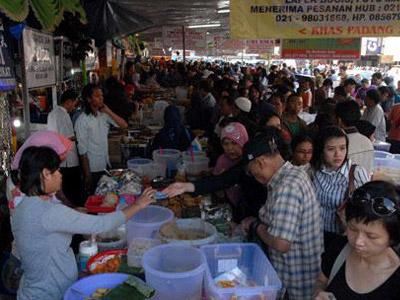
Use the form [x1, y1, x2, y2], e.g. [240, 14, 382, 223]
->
[136, 187, 156, 209]
[162, 182, 195, 198]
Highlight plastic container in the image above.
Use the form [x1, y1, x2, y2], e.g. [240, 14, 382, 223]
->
[96, 225, 127, 252]
[127, 238, 162, 268]
[78, 241, 98, 272]
[63, 273, 149, 300]
[184, 157, 209, 177]
[373, 157, 400, 183]
[373, 141, 391, 152]
[126, 206, 174, 245]
[374, 157, 400, 170]
[127, 158, 165, 179]
[127, 158, 153, 171]
[200, 243, 282, 300]
[158, 218, 217, 247]
[182, 150, 207, 162]
[374, 151, 394, 159]
[142, 244, 205, 300]
[153, 149, 182, 176]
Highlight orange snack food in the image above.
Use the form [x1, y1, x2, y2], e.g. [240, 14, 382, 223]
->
[91, 255, 121, 274]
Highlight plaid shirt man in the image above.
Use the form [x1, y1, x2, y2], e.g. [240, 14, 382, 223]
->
[259, 162, 322, 299]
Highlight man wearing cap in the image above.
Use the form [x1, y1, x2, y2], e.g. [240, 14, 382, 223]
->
[47, 90, 82, 206]
[242, 132, 322, 300]
[232, 97, 259, 138]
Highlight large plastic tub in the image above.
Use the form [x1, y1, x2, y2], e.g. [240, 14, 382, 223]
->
[127, 158, 165, 179]
[126, 206, 174, 245]
[373, 157, 400, 184]
[157, 218, 217, 247]
[127, 237, 161, 268]
[153, 149, 181, 174]
[374, 151, 394, 159]
[182, 150, 207, 162]
[200, 243, 282, 300]
[143, 244, 205, 300]
[185, 157, 210, 177]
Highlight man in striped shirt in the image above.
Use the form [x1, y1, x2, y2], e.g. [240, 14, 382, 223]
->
[242, 131, 322, 300]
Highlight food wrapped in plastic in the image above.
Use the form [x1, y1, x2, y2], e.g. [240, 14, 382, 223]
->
[201, 203, 232, 221]
[95, 176, 119, 195]
[118, 182, 142, 195]
[119, 170, 142, 185]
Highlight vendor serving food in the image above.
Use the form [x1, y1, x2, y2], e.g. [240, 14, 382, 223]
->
[11, 146, 155, 300]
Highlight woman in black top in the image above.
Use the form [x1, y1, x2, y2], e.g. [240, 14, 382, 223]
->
[315, 181, 400, 300]
[151, 105, 192, 152]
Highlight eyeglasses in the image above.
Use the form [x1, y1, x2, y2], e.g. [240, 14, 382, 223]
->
[350, 191, 398, 217]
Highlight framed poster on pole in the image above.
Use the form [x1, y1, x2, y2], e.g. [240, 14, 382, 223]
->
[22, 28, 57, 136]
[23, 28, 56, 89]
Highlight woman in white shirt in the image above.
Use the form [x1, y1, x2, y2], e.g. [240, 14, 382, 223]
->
[312, 126, 370, 249]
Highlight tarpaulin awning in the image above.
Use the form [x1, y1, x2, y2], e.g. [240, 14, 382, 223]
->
[82, 0, 154, 45]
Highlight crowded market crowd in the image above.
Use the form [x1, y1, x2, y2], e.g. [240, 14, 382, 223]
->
[5, 57, 400, 300]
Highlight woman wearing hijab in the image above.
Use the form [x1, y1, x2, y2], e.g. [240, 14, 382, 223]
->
[151, 105, 192, 152]
[7, 130, 74, 212]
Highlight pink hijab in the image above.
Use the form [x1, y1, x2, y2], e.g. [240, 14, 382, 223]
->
[11, 130, 72, 170]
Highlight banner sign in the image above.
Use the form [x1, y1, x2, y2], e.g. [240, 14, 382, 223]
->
[0, 19, 16, 91]
[213, 34, 275, 56]
[246, 39, 275, 54]
[282, 38, 361, 59]
[230, 0, 400, 39]
[213, 35, 245, 56]
[23, 28, 56, 88]
[162, 26, 206, 51]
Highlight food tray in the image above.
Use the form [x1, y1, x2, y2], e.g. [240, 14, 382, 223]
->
[87, 249, 127, 274]
[85, 195, 119, 213]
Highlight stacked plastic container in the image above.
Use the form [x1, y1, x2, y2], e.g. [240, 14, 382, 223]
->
[200, 243, 282, 300]
[143, 244, 205, 300]
[153, 149, 181, 177]
[182, 151, 209, 178]
[126, 206, 174, 245]
[373, 150, 400, 183]
[127, 158, 165, 179]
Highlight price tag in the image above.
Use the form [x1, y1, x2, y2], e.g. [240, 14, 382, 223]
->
[218, 259, 238, 273]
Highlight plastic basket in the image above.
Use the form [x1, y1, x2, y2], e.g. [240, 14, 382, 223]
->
[200, 243, 282, 300]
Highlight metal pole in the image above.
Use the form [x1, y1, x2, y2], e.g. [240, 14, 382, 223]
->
[182, 26, 186, 63]
[59, 36, 64, 87]
[19, 36, 30, 139]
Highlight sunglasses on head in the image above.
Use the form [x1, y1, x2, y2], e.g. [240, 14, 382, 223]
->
[350, 190, 399, 217]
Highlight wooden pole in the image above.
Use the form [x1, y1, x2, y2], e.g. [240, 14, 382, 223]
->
[182, 26, 186, 63]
